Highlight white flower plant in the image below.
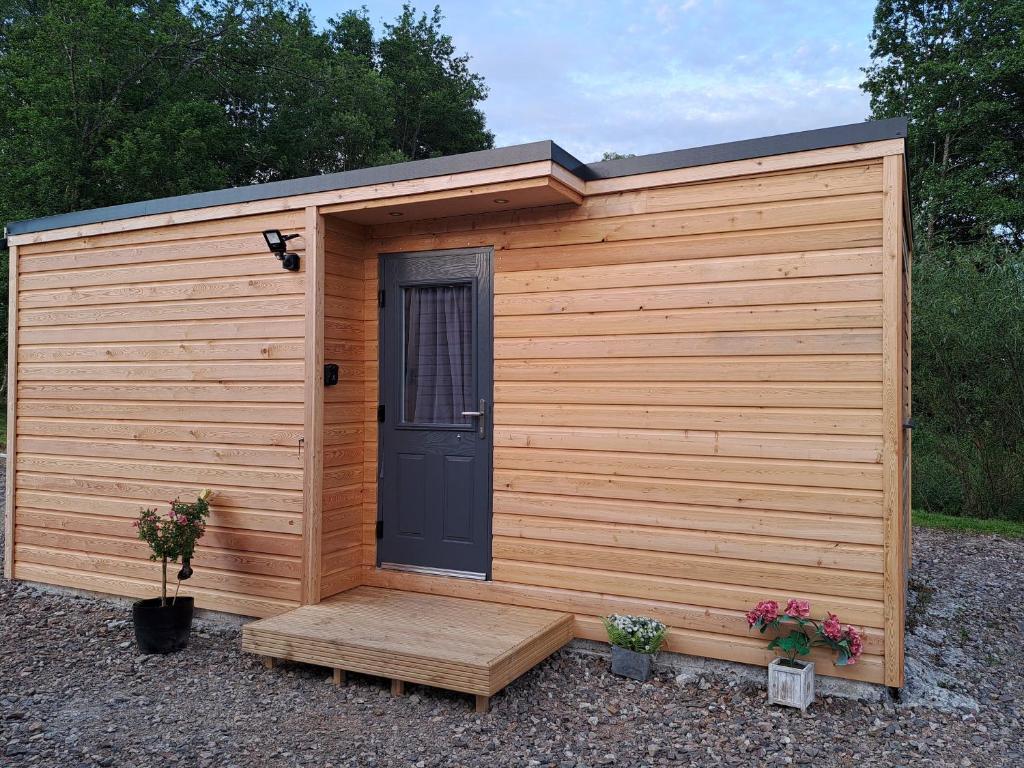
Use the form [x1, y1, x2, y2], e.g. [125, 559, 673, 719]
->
[603, 614, 668, 655]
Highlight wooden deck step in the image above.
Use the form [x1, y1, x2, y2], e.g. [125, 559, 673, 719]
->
[241, 586, 574, 711]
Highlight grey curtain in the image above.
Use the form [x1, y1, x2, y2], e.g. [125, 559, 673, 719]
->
[403, 284, 473, 423]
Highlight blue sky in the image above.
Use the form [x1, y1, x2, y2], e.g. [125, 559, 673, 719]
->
[304, 0, 877, 162]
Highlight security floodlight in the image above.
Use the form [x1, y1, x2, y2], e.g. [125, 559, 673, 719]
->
[262, 229, 299, 255]
[262, 229, 301, 271]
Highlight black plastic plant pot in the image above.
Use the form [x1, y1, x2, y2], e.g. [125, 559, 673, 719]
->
[132, 597, 195, 654]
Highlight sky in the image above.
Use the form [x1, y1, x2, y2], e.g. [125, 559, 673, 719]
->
[304, 0, 878, 163]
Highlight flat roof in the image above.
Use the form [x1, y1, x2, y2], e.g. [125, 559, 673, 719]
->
[5, 117, 907, 237]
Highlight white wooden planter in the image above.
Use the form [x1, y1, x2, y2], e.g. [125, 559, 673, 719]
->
[767, 658, 815, 711]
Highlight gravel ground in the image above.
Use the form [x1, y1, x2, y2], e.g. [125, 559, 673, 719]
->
[1, 458, 1022, 767]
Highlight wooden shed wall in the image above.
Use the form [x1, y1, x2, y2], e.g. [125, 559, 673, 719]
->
[319, 218, 367, 599]
[8, 211, 309, 616]
[356, 159, 895, 683]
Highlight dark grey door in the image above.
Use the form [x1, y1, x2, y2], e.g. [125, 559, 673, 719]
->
[377, 247, 493, 578]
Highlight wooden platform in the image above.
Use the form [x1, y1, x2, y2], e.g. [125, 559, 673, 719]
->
[241, 586, 574, 712]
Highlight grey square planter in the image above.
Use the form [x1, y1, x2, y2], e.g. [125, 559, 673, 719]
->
[767, 658, 815, 711]
[610, 645, 654, 682]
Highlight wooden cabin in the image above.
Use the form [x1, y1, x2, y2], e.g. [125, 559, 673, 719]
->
[3, 118, 912, 688]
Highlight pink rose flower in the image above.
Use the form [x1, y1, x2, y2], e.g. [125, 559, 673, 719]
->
[823, 612, 843, 641]
[746, 599, 779, 627]
[785, 599, 811, 619]
[845, 625, 864, 662]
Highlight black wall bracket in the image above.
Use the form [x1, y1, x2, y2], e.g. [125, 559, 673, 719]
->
[323, 363, 339, 387]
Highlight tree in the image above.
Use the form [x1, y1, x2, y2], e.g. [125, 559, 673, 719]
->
[863, 0, 1024, 250]
[862, 0, 1024, 519]
[0, 0, 493, 424]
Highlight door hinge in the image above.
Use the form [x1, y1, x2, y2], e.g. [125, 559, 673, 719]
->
[378, 289, 385, 308]
[375, 519, 383, 539]
[377, 403, 385, 422]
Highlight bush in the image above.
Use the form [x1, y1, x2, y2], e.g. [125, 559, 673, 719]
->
[912, 249, 1024, 520]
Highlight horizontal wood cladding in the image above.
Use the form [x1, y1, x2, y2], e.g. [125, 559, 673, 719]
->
[367, 159, 890, 683]
[9, 212, 307, 615]
[319, 219, 367, 598]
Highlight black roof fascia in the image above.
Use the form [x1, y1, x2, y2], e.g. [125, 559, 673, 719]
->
[580, 117, 908, 180]
[6, 118, 907, 237]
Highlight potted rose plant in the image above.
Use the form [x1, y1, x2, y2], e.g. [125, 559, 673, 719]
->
[746, 598, 864, 711]
[603, 614, 667, 682]
[132, 490, 212, 654]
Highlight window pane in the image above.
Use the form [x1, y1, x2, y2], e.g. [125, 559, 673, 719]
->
[403, 284, 473, 424]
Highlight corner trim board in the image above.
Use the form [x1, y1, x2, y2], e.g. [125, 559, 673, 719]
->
[4, 244, 17, 579]
[301, 207, 325, 603]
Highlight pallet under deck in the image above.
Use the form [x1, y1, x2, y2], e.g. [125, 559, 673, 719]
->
[241, 586, 574, 712]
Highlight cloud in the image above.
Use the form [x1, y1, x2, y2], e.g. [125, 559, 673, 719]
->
[308, 0, 875, 162]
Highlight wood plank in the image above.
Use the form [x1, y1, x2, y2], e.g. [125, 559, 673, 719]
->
[17, 418, 302, 446]
[15, 507, 300, 554]
[17, 253, 289, 291]
[495, 221, 882, 273]
[495, 248, 881, 294]
[16, 544, 300, 600]
[18, 340, 303, 363]
[17, 455, 302, 491]
[241, 586, 572, 697]
[16, 436, 302, 469]
[494, 426, 883, 464]
[495, 447, 883, 490]
[494, 470, 883, 517]
[881, 154, 906, 688]
[496, 403, 882, 436]
[492, 559, 883, 627]
[495, 382, 882, 409]
[494, 513, 882, 571]
[303, 210, 326, 605]
[493, 491, 883, 545]
[495, 302, 882, 337]
[18, 382, 304, 403]
[5, 243, 18, 577]
[15, 489, 300, 534]
[17, 400, 303, 424]
[582, 139, 903, 195]
[495, 355, 882, 382]
[18, 318, 304, 345]
[496, 329, 881, 360]
[378, 194, 882, 253]
[377, 163, 882, 238]
[19, 361, 303, 382]
[496, 275, 882, 316]
[16, 219, 302, 261]
[19, 295, 303, 327]
[493, 537, 882, 599]
[19, 274, 301, 309]
[14, 562, 295, 617]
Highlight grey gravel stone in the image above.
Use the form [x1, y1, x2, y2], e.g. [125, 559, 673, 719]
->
[1, 459, 1022, 766]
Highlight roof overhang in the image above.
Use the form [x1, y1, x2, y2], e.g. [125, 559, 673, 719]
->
[5, 117, 908, 244]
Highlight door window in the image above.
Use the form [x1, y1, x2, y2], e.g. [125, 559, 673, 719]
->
[402, 283, 473, 425]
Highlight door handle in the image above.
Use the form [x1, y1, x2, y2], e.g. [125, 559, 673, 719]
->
[461, 399, 487, 439]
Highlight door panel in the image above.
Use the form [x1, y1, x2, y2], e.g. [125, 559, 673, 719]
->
[378, 248, 493, 578]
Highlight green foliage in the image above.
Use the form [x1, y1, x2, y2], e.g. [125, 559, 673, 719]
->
[0, 0, 493, 407]
[911, 251, 1024, 519]
[603, 614, 668, 655]
[136, 490, 211, 604]
[863, 0, 1024, 520]
[863, 0, 1024, 249]
[768, 630, 810, 663]
[914, 509, 1024, 538]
